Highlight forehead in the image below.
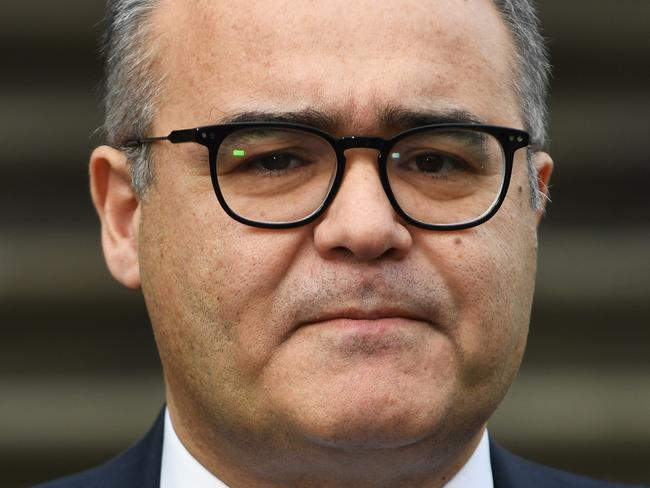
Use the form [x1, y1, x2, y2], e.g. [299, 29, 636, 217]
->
[153, 0, 518, 132]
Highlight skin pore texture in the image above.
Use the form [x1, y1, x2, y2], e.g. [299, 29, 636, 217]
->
[90, 0, 553, 487]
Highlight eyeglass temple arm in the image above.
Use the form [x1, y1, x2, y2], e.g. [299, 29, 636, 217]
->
[122, 128, 201, 147]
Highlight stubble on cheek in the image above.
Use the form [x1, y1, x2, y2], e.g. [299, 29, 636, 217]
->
[139, 223, 271, 443]
[137, 187, 305, 418]
[420, 216, 534, 399]
[136, 186, 231, 381]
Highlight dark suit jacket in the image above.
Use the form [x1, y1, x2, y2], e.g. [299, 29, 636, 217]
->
[33, 410, 645, 488]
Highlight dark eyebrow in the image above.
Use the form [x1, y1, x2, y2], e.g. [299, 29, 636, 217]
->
[219, 109, 339, 133]
[380, 105, 487, 130]
[215, 105, 486, 135]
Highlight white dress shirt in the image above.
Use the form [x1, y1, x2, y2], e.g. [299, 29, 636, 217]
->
[444, 428, 494, 488]
[160, 409, 229, 488]
[160, 408, 493, 488]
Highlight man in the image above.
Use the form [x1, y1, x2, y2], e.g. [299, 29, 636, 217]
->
[34, 0, 644, 487]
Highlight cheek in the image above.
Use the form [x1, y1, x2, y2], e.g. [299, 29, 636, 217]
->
[465, 211, 536, 380]
[456, 230, 531, 375]
[139, 176, 311, 379]
[417, 183, 538, 388]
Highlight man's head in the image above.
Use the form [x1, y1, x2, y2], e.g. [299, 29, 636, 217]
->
[91, 0, 553, 485]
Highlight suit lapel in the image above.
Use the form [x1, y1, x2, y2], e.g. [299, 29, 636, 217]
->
[113, 407, 165, 488]
[490, 439, 521, 488]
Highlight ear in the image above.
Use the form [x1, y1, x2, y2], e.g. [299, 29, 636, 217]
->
[90, 146, 142, 289]
[533, 151, 554, 224]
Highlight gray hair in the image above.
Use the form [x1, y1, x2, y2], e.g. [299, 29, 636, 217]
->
[102, 0, 162, 196]
[102, 0, 551, 207]
[493, 0, 552, 208]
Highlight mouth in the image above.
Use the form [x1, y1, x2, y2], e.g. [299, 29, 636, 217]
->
[297, 308, 431, 332]
[290, 308, 434, 359]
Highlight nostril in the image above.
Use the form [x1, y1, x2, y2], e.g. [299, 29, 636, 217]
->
[314, 212, 413, 262]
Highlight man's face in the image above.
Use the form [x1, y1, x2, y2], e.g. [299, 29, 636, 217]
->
[135, 0, 543, 470]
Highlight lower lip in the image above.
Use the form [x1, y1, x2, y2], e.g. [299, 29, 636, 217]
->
[308, 317, 421, 333]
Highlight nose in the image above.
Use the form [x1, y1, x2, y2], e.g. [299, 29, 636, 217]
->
[313, 149, 413, 261]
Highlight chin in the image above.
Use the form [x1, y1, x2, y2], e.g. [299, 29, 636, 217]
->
[302, 422, 437, 451]
[264, 329, 467, 450]
[279, 380, 456, 451]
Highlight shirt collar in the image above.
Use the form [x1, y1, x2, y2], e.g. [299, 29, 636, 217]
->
[160, 407, 493, 488]
[444, 428, 494, 488]
[160, 408, 229, 488]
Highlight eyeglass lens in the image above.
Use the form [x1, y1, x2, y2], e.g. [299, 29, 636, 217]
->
[387, 129, 505, 225]
[215, 127, 506, 226]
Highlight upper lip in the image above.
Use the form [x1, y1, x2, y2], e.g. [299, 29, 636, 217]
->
[298, 307, 429, 327]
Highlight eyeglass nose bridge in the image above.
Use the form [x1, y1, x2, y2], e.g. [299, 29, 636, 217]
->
[327, 135, 399, 219]
[338, 135, 386, 152]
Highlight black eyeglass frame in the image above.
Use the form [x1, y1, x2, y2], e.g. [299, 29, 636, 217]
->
[125, 122, 530, 230]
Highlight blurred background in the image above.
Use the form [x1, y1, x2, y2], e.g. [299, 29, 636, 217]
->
[1, 1, 648, 486]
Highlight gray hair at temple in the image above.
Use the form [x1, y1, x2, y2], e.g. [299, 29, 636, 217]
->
[101, 0, 551, 207]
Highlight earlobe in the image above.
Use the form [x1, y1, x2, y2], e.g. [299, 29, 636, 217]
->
[534, 151, 554, 222]
[90, 146, 142, 289]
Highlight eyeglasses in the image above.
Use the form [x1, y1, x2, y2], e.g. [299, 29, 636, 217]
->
[126, 122, 529, 230]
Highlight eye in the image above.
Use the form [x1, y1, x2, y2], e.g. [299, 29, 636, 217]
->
[255, 153, 295, 172]
[242, 152, 311, 176]
[408, 152, 471, 176]
[416, 153, 446, 173]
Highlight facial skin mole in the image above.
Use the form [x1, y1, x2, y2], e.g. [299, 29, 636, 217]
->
[454, 237, 462, 246]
